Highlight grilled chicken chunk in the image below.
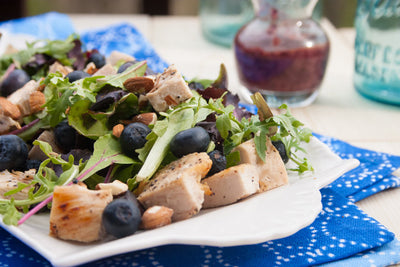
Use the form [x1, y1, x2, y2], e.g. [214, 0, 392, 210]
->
[0, 114, 20, 135]
[137, 152, 212, 221]
[146, 65, 193, 112]
[7, 80, 39, 117]
[93, 63, 117, 76]
[202, 164, 259, 208]
[0, 170, 35, 200]
[49, 183, 113, 243]
[107, 51, 135, 66]
[232, 138, 288, 192]
[48, 61, 73, 76]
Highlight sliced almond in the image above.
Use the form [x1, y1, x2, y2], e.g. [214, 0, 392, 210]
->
[29, 91, 46, 114]
[164, 95, 178, 106]
[123, 77, 154, 94]
[0, 97, 21, 120]
[96, 180, 128, 196]
[132, 113, 157, 126]
[140, 206, 174, 230]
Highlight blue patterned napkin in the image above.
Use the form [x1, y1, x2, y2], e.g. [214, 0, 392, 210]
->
[315, 133, 400, 202]
[0, 12, 74, 40]
[80, 24, 168, 74]
[1, 12, 400, 267]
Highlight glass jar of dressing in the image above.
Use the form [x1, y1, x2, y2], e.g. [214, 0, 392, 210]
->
[234, 0, 329, 107]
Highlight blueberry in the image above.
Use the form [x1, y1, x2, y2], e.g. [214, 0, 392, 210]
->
[65, 70, 90, 83]
[170, 127, 210, 158]
[117, 61, 138, 73]
[102, 198, 142, 238]
[207, 150, 226, 176]
[0, 135, 28, 171]
[119, 123, 151, 158]
[0, 69, 30, 97]
[115, 190, 144, 214]
[272, 140, 289, 163]
[54, 121, 77, 153]
[88, 52, 106, 69]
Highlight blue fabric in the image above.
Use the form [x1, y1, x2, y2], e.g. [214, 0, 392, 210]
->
[1, 12, 400, 267]
[0, 12, 75, 40]
[319, 239, 400, 267]
[314, 133, 400, 202]
[80, 23, 169, 73]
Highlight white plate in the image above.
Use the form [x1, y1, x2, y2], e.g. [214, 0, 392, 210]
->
[0, 137, 359, 267]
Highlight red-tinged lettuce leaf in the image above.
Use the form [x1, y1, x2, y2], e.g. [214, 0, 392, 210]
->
[77, 134, 138, 183]
[67, 39, 86, 70]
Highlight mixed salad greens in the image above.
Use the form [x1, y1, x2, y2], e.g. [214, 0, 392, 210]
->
[0, 35, 313, 227]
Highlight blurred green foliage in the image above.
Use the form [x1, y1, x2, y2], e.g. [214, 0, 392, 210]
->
[322, 0, 357, 28]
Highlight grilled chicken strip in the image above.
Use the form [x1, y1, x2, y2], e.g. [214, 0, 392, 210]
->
[49, 183, 113, 243]
[138, 152, 212, 221]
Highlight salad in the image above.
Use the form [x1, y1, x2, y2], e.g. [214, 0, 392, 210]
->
[0, 35, 313, 243]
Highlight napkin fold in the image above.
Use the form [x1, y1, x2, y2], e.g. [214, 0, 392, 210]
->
[315, 133, 400, 202]
[1, 12, 400, 267]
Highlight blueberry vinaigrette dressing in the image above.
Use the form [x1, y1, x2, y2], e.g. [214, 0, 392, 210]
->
[234, 0, 329, 107]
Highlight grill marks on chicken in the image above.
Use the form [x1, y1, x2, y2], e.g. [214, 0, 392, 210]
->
[49, 184, 113, 243]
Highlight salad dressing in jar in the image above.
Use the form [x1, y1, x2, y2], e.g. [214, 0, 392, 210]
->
[234, 0, 329, 107]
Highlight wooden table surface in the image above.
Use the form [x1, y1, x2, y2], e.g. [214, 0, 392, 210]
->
[70, 14, 400, 238]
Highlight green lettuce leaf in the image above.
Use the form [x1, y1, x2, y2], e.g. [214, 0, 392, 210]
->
[77, 134, 138, 182]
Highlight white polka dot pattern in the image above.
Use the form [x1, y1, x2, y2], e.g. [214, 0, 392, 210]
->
[81, 24, 169, 74]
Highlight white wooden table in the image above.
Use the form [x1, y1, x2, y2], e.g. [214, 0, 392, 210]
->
[71, 14, 400, 238]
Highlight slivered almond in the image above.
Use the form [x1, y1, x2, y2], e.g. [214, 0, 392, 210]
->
[164, 95, 178, 106]
[132, 113, 157, 126]
[140, 206, 174, 230]
[123, 77, 154, 94]
[29, 91, 46, 114]
[0, 97, 21, 120]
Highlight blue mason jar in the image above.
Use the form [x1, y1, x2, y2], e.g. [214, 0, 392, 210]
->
[354, 0, 400, 105]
